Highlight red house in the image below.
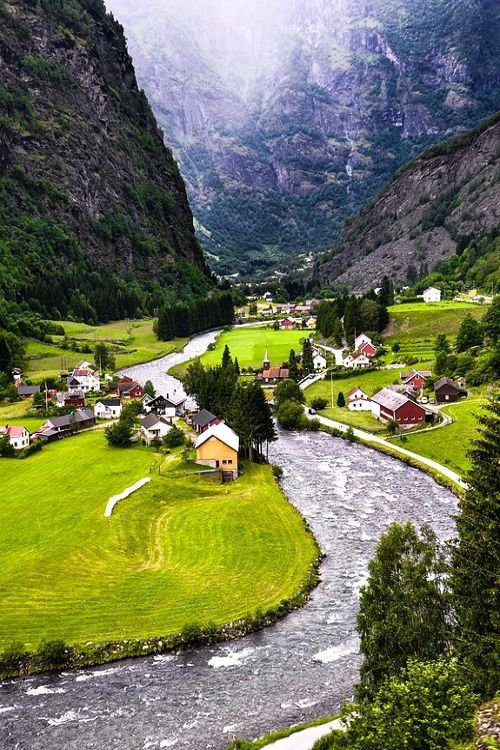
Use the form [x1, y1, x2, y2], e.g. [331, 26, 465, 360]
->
[359, 341, 377, 358]
[400, 369, 432, 391]
[116, 378, 143, 398]
[191, 409, 222, 434]
[280, 317, 296, 330]
[371, 388, 430, 428]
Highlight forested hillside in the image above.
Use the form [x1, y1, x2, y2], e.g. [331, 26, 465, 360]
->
[0, 0, 213, 337]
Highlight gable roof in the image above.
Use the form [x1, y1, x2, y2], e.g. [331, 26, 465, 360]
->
[191, 409, 218, 428]
[140, 413, 171, 430]
[0, 425, 27, 438]
[348, 387, 368, 398]
[195, 423, 239, 453]
[434, 376, 458, 391]
[18, 385, 40, 396]
[96, 398, 121, 407]
[400, 369, 432, 382]
[371, 388, 426, 413]
[149, 395, 176, 408]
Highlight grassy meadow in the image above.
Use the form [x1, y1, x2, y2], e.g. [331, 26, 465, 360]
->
[172, 326, 310, 377]
[0, 432, 317, 649]
[25, 319, 187, 381]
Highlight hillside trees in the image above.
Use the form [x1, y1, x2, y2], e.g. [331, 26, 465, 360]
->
[450, 395, 500, 697]
[456, 313, 483, 351]
[156, 293, 234, 341]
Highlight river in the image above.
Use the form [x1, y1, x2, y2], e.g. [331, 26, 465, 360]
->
[0, 332, 458, 750]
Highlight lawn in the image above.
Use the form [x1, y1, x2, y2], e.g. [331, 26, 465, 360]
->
[0, 432, 317, 649]
[25, 319, 187, 381]
[384, 301, 485, 362]
[390, 398, 486, 475]
[172, 326, 310, 377]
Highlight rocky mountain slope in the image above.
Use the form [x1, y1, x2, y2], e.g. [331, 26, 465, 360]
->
[0, 0, 213, 326]
[317, 113, 500, 291]
[106, 0, 499, 275]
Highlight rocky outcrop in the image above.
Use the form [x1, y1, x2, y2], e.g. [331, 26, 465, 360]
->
[107, 0, 499, 275]
[318, 113, 500, 290]
[0, 0, 212, 323]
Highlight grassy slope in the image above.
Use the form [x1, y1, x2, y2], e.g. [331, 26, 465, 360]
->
[25, 319, 187, 381]
[0, 432, 317, 649]
[172, 326, 309, 377]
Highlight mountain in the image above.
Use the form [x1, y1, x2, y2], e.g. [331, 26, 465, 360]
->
[0, 0, 213, 328]
[317, 112, 500, 291]
[105, 0, 499, 275]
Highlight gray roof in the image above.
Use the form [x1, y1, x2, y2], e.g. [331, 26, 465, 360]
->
[371, 388, 424, 413]
[46, 408, 95, 429]
[191, 409, 217, 428]
[434, 377, 458, 391]
[96, 398, 121, 407]
[18, 385, 40, 396]
[140, 413, 170, 430]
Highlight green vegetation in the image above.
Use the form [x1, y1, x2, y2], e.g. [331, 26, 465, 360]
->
[229, 717, 338, 750]
[0, 431, 317, 650]
[156, 293, 234, 340]
[172, 327, 309, 378]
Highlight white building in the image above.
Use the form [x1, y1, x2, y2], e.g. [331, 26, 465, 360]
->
[343, 353, 371, 369]
[68, 369, 100, 393]
[0, 425, 30, 450]
[347, 387, 372, 411]
[140, 414, 172, 445]
[312, 351, 327, 370]
[423, 287, 442, 303]
[94, 398, 122, 420]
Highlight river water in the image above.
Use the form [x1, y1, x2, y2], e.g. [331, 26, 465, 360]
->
[1, 333, 458, 750]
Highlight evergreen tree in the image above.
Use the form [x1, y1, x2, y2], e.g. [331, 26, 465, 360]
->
[143, 379, 156, 398]
[451, 396, 500, 697]
[481, 295, 500, 343]
[456, 313, 483, 351]
[221, 344, 232, 368]
[333, 317, 344, 347]
[336, 391, 345, 407]
[378, 275, 394, 307]
[229, 381, 276, 460]
[302, 339, 314, 374]
[288, 349, 299, 381]
[233, 357, 240, 375]
[343, 297, 361, 343]
[434, 333, 450, 354]
[274, 379, 304, 407]
[357, 522, 451, 699]
[435, 350, 448, 376]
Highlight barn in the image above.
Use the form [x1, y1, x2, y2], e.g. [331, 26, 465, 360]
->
[371, 388, 431, 428]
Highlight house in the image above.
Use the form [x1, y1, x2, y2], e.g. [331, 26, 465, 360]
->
[166, 392, 187, 416]
[56, 391, 85, 409]
[400, 369, 432, 390]
[294, 305, 310, 315]
[359, 341, 378, 358]
[371, 388, 430, 427]
[140, 413, 172, 445]
[388, 384, 418, 400]
[261, 305, 274, 317]
[434, 377, 461, 403]
[195, 423, 239, 479]
[0, 425, 30, 450]
[143, 395, 177, 419]
[280, 317, 296, 330]
[258, 366, 290, 383]
[11, 368, 23, 384]
[306, 299, 319, 309]
[17, 384, 40, 398]
[117, 379, 143, 399]
[191, 409, 221, 434]
[354, 333, 373, 351]
[312, 350, 327, 370]
[70, 368, 100, 392]
[306, 317, 316, 329]
[423, 287, 442, 303]
[94, 398, 123, 419]
[343, 353, 371, 369]
[347, 387, 372, 411]
[74, 360, 93, 370]
[34, 407, 96, 441]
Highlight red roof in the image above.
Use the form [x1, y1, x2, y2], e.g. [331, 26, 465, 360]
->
[0, 425, 27, 438]
[359, 342, 377, 355]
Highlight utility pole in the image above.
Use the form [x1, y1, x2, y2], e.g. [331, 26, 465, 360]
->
[330, 368, 334, 409]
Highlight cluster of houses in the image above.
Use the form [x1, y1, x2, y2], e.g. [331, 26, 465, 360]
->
[342, 333, 378, 369]
[347, 369, 467, 428]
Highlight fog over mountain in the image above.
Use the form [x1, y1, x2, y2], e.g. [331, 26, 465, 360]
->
[106, 0, 500, 276]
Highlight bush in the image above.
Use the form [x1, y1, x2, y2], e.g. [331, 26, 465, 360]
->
[0, 642, 26, 676]
[37, 640, 70, 670]
[311, 397, 328, 410]
[275, 399, 307, 429]
[163, 425, 185, 448]
[271, 464, 283, 478]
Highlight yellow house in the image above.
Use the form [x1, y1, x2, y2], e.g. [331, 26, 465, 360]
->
[195, 423, 239, 479]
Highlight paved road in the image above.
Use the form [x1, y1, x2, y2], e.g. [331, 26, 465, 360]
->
[305, 411, 466, 488]
[263, 720, 343, 750]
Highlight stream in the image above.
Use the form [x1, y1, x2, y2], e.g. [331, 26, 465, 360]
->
[0, 331, 458, 750]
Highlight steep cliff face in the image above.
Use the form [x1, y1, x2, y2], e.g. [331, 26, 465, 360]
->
[318, 113, 500, 290]
[106, 0, 499, 275]
[0, 0, 213, 324]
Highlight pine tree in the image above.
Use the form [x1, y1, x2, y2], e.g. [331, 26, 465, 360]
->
[288, 349, 299, 380]
[221, 344, 232, 368]
[456, 313, 483, 351]
[333, 317, 344, 347]
[143, 380, 156, 398]
[337, 391, 345, 407]
[302, 338, 314, 374]
[450, 396, 500, 697]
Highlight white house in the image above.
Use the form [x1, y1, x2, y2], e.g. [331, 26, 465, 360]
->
[0, 425, 30, 450]
[312, 350, 327, 370]
[423, 287, 441, 303]
[140, 413, 172, 445]
[343, 353, 371, 369]
[354, 333, 373, 351]
[347, 387, 372, 411]
[94, 398, 122, 420]
[68, 369, 100, 393]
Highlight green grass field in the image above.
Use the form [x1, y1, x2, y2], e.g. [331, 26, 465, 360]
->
[384, 301, 485, 362]
[390, 399, 485, 475]
[25, 319, 187, 381]
[172, 326, 310, 377]
[0, 432, 317, 649]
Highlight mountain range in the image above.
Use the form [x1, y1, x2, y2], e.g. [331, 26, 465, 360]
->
[106, 0, 500, 275]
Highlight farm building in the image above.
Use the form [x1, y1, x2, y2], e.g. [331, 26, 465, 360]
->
[434, 377, 462, 403]
[423, 287, 442, 302]
[34, 408, 96, 442]
[17, 385, 40, 398]
[371, 388, 431, 428]
[191, 409, 221, 434]
[195, 423, 239, 480]
[280, 317, 296, 329]
[400, 369, 432, 390]
[358, 341, 377, 358]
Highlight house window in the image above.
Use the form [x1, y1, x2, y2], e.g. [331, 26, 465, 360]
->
[222, 460, 227, 465]
[227, 460, 232, 465]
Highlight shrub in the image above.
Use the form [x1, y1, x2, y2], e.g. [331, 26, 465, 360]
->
[163, 425, 185, 448]
[311, 397, 328, 410]
[275, 399, 307, 429]
[336, 391, 346, 408]
[0, 642, 26, 676]
[271, 464, 283, 478]
[37, 640, 70, 669]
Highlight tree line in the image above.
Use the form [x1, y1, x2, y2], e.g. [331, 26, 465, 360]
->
[315, 282, 392, 344]
[155, 292, 235, 340]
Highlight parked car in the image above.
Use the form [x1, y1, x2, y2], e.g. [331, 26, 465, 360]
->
[420, 396, 429, 404]
[308, 408, 316, 415]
